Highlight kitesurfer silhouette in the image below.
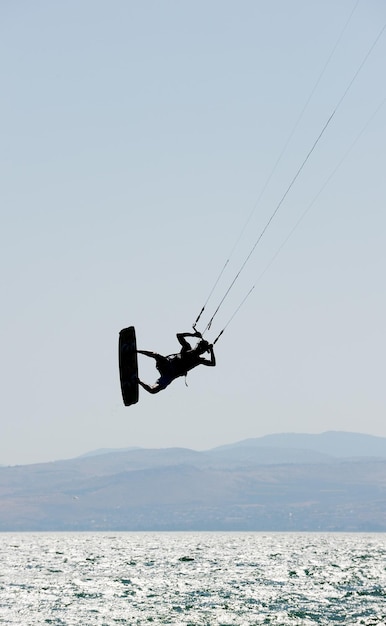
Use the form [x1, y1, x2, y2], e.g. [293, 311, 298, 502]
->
[137, 331, 216, 394]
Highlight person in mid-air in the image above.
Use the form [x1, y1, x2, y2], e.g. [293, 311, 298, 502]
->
[137, 331, 216, 394]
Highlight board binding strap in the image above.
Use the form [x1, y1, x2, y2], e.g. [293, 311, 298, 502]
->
[119, 326, 139, 406]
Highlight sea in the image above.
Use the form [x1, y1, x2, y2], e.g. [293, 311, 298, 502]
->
[1, 532, 385, 625]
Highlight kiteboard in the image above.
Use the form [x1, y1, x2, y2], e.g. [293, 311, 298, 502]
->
[119, 326, 139, 406]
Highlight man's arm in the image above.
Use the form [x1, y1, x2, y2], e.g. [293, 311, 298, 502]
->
[177, 331, 201, 350]
[200, 345, 216, 367]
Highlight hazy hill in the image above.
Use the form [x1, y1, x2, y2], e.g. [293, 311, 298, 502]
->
[216, 431, 386, 458]
[1, 431, 386, 532]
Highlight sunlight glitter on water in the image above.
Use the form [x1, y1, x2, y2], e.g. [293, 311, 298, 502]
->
[1, 533, 386, 625]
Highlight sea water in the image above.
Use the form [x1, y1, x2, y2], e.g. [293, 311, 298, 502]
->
[1, 532, 385, 625]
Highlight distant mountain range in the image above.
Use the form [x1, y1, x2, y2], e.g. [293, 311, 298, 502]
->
[215, 430, 386, 458]
[1, 431, 386, 532]
[78, 430, 386, 461]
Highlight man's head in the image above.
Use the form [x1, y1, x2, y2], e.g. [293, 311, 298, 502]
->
[196, 339, 211, 354]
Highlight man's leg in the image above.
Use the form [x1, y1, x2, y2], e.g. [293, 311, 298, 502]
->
[137, 352, 171, 393]
[137, 350, 158, 359]
[138, 379, 163, 394]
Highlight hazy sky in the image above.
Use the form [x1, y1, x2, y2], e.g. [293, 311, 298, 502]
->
[1, 1, 385, 465]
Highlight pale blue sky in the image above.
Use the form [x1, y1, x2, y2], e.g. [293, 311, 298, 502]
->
[1, 1, 385, 465]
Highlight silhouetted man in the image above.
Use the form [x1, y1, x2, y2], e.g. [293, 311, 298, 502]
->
[137, 331, 216, 394]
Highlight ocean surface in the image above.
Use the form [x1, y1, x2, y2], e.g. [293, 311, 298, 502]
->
[1, 532, 385, 625]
